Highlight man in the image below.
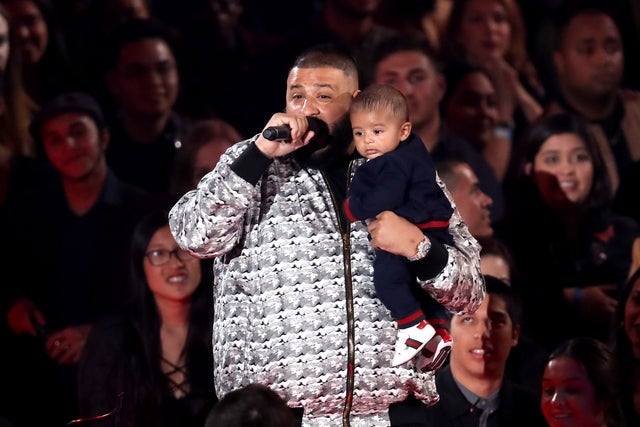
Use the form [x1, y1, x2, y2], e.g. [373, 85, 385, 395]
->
[436, 160, 494, 239]
[104, 18, 194, 195]
[421, 276, 546, 426]
[549, 4, 640, 193]
[170, 46, 485, 426]
[1, 92, 158, 426]
[372, 35, 504, 221]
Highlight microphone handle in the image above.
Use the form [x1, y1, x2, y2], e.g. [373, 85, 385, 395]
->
[262, 125, 291, 141]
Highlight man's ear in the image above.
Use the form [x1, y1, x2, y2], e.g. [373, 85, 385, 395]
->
[100, 128, 110, 151]
[400, 121, 412, 141]
[511, 324, 521, 347]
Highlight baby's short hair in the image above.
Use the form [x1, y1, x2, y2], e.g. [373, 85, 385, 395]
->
[350, 84, 409, 122]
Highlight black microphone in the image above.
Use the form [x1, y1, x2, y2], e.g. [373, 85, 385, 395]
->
[262, 117, 328, 141]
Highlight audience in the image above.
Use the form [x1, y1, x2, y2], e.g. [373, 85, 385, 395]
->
[0, 3, 39, 206]
[436, 159, 494, 239]
[418, 275, 546, 426]
[442, 63, 513, 183]
[443, 0, 544, 125]
[0, 0, 77, 103]
[169, 119, 241, 198]
[547, 3, 640, 193]
[502, 113, 640, 351]
[371, 34, 505, 220]
[541, 337, 624, 427]
[613, 267, 640, 426]
[103, 18, 195, 195]
[1, 92, 157, 426]
[77, 210, 215, 427]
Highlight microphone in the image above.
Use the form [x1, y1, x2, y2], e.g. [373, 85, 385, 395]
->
[262, 117, 328, 142]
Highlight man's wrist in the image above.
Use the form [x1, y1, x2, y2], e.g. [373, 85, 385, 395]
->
[407, 235, 431, 262]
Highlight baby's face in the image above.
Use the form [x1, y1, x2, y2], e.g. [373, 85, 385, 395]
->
[350, 109, 411, 159]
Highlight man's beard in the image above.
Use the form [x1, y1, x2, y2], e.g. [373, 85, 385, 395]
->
[294, 115, 353, 169]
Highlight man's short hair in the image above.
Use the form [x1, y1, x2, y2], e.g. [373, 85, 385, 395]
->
[552, 2, 620, 51]
[290, 44, 359, 83]
[350, 84, 409, 121]
[435, 159, 467, 191]
[372, 34, 444, 73]
[485, 275, 522, 326]
[103, 18, 176, 71]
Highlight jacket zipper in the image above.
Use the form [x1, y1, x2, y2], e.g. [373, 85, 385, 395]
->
[322, 160, 355, 427]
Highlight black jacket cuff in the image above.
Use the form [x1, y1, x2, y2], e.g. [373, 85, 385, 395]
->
[230, 140, 273, 185]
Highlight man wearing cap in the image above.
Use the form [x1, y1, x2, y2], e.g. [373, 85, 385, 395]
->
[1, 92, 158, 425]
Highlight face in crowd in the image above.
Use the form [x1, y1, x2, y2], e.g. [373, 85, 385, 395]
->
[144, 225, 201, 305]
[108, 37, 179, 120]
[41, 112, 108, 182]
[457, 0, 512, 63]
[449, 291, 519, 383]
[450, 163, 493, 238]
[444, 70, 499, 150]
[541, 355, 607, 427]
[525, 132, 594, 209]
[554, 11, 623, 103]
[4, 0, 48, 65]
[374, 50, 445, 130]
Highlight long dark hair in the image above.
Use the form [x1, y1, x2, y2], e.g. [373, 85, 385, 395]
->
[517, 113, 612, 212]
[125, 209, 213, 425]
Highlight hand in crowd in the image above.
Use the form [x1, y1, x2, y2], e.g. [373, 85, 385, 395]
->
[45, 324, 92, 365]
[255, 113, 317, 158]
[580, 285, 618, 321]
[368, 211, 425, 258]
[482, 59, 518, 124]
[6, 298, 46, 337]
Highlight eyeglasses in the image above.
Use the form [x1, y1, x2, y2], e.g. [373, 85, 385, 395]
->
[145, 248, 195, 266]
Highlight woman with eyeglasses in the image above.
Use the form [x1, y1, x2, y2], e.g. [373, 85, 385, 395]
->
[77, 210, 215, 427]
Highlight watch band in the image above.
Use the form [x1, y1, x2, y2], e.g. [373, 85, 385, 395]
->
[407, 235, 431, 262]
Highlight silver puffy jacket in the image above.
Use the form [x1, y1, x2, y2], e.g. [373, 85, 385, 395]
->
[169, 138, 485, 426]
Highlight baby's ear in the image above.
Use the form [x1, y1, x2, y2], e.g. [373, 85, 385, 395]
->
[400, 121, 412, 141]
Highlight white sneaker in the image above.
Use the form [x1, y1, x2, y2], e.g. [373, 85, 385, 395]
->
[391, 320, 436, 367]
[415, 329, 452, 372]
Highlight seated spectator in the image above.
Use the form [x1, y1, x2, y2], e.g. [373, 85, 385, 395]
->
[541, 337, 624, 427]
[477, 236, 547, 393]
[2, 92, 158, 426]
[1, 0, 78, 103]
[547, 3, 640, 194]
[436, 159, 494, 239]
[104, 18, 197, 195]
[0, 3, 40, 207]
[77, 210, 215, 427]
[443, 0, 544, 125]
[169, 119, 241, 198]
[478, 236, 515, 286]
[417, 275, 546, 426]
[442, 63, 513, 182]
[501, 113, 640, 351]
[371, 34, 505, 220]
[613, 267, 640, 426]
[205, 384, 296, 427]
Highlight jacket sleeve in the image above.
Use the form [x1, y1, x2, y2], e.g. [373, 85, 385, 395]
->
[169, 137, 266, 258]
[413, 175, 485, 314]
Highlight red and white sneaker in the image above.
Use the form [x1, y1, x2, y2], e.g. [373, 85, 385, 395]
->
[415, 328, 452, 372]
[391, 320, 436, 367]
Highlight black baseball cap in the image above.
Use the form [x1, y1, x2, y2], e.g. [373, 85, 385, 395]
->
[30, 92, 107, 144]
